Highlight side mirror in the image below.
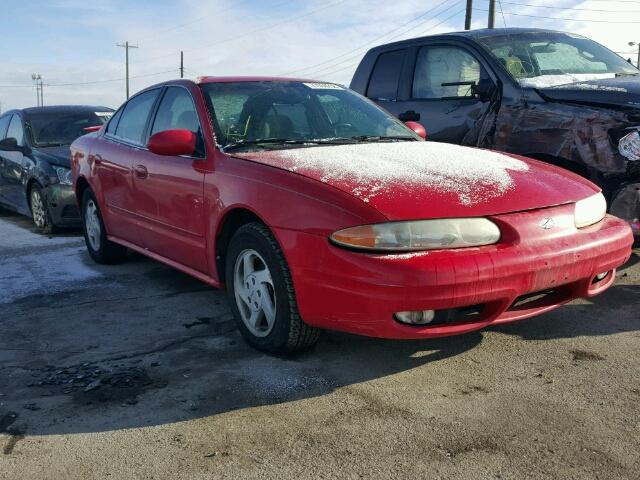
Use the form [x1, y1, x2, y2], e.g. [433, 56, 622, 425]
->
[405, 121, 427, 139]
[148, 129, 196, 157]
[0, 137, 22, 152]
[471, 78, 496, 102]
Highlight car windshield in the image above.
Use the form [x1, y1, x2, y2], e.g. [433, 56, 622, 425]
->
[199, 81, 418, 150]
[27, 110, 113, 147]
[477, 32, 639, 89]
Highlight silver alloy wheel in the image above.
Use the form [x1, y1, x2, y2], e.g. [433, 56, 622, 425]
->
[233, 249, 277, 337]
[30, 189, 46, 228]
[85, 200, 102, 251]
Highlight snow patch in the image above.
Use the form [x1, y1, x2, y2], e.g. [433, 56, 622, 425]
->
[553, 83, 627, 93]
[519, 73, 616, 89]
[272, 142, 529, 205]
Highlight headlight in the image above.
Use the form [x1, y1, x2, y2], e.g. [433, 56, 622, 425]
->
[55, 167, 72, 186]
[574, 192, 607, 228]
[330, 218, 501, 251]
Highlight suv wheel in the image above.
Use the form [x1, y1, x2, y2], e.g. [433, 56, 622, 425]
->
[81, 189, 127, 264]
[225, 222, 320, 354]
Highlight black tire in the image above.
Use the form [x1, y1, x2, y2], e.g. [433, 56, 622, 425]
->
[81, 189, 128, 264]
[225, 222, 320, 354]
[29, 184, 57, 234]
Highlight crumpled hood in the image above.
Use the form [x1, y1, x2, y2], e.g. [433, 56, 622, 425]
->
[233, 142, 599, 220]
[539, 76, 640, 108]
[35, 145, 71, 168]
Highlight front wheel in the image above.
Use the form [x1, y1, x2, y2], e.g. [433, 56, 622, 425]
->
[81, 189, 128, 264]
[30, 184, 56, 234]
[225, 222, 320, 354]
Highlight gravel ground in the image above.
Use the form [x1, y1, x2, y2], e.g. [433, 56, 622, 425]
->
[0, 208, 639, 480]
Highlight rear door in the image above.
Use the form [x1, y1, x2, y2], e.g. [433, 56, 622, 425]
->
[0, 114, 29, 214]
[363, 48, 409, 119]
[395, 43, 494, 145]
[97, 88, 161, 244]
[133, 86, 208, 273]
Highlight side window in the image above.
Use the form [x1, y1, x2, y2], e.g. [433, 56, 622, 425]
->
[151, 87, 200, 135]
[366, 49, 406, 101]
[0, 115, 11, 140]
[105, 107, 123, 135]
[114, 89, 160, 144]
[6, 115, 25, 146]
[412, 46, 481, 99]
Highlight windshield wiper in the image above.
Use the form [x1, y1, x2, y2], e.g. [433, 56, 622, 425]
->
[349, 135, 417, 142]
[223, 138, 360, 151]
[37, 142, 67, 147]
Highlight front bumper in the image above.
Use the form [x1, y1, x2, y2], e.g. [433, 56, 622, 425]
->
[43, 184, 81, 228]
[275, 205, 633, 339]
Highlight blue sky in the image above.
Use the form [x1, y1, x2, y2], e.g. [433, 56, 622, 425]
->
[2, 0, 639, 111]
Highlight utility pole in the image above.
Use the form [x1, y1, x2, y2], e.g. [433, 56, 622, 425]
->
[31, 74, 43, 107]
[488, 0, 496, 28]
[464, 0, 473, 30]
[180, 51, 184, 78]
[117, 41, 139, 99]
[630, 42, 640, 68]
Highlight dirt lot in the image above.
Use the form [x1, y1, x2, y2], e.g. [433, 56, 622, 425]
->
[0, 208, 639, 480]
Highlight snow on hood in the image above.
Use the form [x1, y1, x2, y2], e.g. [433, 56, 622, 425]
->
[235, 141, 598, 220]
[519, 73, 616, 89]
[265, 142, 529, 206]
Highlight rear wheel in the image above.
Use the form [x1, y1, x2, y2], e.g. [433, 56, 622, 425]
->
[81, 189, 127, 264]
[30, 184, 56, 234]
[225, 222, 320, 354]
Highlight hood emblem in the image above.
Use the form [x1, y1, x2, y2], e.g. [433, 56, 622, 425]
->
[540, 217, 555, 230]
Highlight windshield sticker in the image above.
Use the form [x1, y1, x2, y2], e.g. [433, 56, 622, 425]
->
[303, 82, 344, 90]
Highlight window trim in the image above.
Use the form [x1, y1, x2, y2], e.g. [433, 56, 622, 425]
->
[410, 43, 485, 101]
[147, 85, 207, 159]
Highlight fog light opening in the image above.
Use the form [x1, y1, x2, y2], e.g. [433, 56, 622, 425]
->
[394, 310, 436, 325]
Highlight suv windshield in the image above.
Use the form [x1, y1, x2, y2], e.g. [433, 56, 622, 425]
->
[199, 81, 418, 150]
[27, 110, 113, 147]
[477, 32, 639, 89]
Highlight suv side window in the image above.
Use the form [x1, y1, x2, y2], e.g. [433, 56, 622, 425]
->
[412, 46, 481, 99]
[114, 89, 160, 145]
[0, 115, 11, 140]
[366, 49, 406, 101]
[6, 115, 25, 146]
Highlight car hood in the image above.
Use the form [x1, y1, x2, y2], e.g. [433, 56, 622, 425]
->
[539, 76, 640, 108]
[233, 142, 599, 220]
[34, 145, 72, 168]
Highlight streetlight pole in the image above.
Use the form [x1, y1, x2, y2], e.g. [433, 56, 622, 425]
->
[31, 74, 42, 107]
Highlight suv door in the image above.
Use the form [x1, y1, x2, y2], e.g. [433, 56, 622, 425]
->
[363, 48, 409, 119]
[133, 86, 207, 273]
[396, 44, 495, 145]
[98, 88, 161, 244]
[0, 114, 30, 215]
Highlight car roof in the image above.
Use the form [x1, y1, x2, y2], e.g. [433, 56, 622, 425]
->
[368, 27, 572, 51]
[20, 105, 114, 116]
[196, 76, 326, 85]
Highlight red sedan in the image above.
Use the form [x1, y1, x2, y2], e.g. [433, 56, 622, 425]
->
[71, 77, 633, 353]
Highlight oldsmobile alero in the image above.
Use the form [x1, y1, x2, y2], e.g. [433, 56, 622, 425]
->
[70, 77, 633, 353]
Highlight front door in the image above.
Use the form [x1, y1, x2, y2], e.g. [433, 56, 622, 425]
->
[395, 45, 494, 146]
[133, 86, 208, 273]
[0, 115, 30, 215]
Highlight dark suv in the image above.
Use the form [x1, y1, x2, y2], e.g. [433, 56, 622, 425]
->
[351, 28, 640, 237]
[0, 105, 113, 232]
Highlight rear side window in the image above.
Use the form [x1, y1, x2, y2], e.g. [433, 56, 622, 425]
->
[0, 115, 10, 140]
[6, 115, 24, 146]
[366, 49, 406, 101]
[114, 89, 160, 144]
[106, 108, 123, 135]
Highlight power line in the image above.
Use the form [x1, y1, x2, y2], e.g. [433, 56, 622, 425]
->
[280, 0, 461, 77]
[486, 0, 640, 12]
[473, 7, 640, 23]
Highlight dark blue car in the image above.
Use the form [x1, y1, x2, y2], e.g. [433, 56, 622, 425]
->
[0, 105, 113, 232]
